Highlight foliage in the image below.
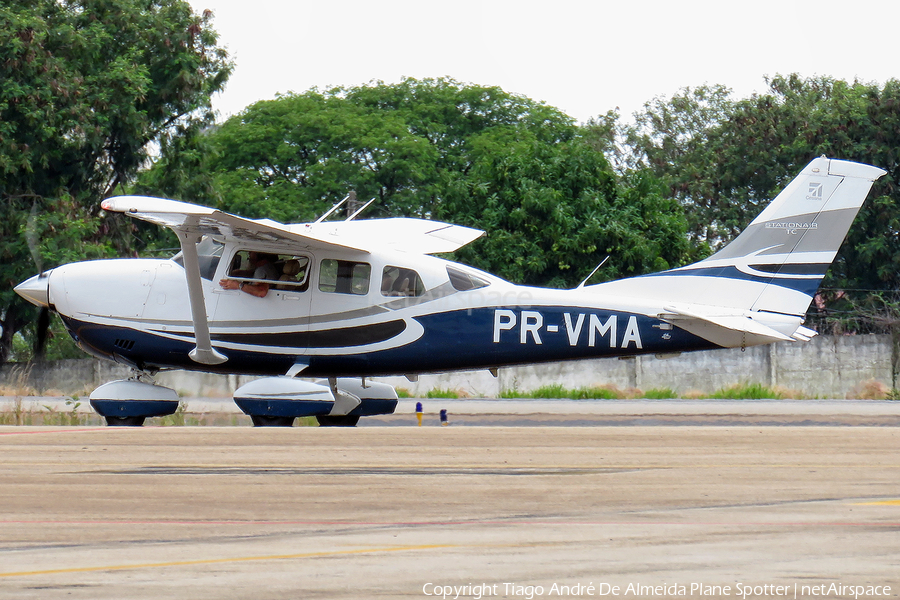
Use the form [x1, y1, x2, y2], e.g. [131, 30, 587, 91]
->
[192, 78, 578, 221]
[146, 78, 692, 287]
[642, 387, 677, 399]
[439, 130, 691, 286]
[425, 388, 461, 399]
[0, 0, 232, 362]
[500, 384, 625, 399]
[623, 75, 900, 296]
[705, 382, 785, 400]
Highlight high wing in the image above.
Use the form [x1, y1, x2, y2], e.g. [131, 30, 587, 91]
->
[101, 196, 484, 255]
[101, 196, 368, 253]
[296, 218, 484, 255]
[100, 195, 484, 366]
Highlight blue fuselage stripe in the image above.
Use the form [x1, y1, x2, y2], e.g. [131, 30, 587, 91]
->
[62, 306, 719, 377]
[647, 265, 822, 296]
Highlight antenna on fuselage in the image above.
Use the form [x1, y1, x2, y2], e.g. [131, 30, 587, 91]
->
[314, 192, 353, 223]
[345, 197, 376, 221]
[575, 256, 610, 289]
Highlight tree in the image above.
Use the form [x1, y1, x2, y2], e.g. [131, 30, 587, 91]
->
[438, 129, 690, 287]
[619, 84, 736, 243]
[147, 78, 692, 287]
[0, 0, 232, 363]
[622, 75, 900, 295]
[187, 78, 579, 222]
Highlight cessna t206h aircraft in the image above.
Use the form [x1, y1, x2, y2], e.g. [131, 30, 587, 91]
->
[14, 157, 886, 426]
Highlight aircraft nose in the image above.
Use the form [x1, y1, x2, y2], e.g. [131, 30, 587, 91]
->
[14, 272, 52, 308]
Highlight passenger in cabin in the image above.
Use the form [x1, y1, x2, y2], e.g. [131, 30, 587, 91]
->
[393, 275, 411, 296]
[381, 271, 395, 295]
[381, 266, 417, 297]
[276, 259, 304, 290]
[220, 252, 279, 297]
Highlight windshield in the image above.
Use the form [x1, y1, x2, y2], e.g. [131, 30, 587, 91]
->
[171, 237, 225, 280]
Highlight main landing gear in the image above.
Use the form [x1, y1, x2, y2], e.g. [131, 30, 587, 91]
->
[89, 375, 179, 427]
[233, 377, 396, 427]
[86, 374, 398, 427]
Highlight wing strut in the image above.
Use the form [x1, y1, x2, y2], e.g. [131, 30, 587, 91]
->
[175, 220, 227, 365]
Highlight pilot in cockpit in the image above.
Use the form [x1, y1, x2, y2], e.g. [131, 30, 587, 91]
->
[219, 252, 279, 297]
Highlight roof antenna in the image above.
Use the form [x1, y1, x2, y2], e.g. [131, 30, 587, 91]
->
[345, 197, 376, 221]
[575, 256, 609, 289]
[314, 192, 352, 223]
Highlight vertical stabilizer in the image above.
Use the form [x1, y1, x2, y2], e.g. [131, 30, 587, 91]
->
[586, 158, 885, 346]
[699, 157, 885, 316]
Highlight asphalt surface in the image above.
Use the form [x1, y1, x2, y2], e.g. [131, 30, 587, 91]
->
[0, 423, 898, 599]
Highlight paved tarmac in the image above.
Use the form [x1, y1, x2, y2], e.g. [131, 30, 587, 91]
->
[0, 425, 898, 599]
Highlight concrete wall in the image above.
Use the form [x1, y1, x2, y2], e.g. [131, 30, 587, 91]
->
[0, 334, 893, 399]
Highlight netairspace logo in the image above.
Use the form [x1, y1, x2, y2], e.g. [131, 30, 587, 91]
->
[421, 581, 893, 599]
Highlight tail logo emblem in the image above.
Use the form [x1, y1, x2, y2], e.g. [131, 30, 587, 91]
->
[807, 182, 824, 200]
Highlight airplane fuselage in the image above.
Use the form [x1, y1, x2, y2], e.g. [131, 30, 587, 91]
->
[46, 246, 717, 378]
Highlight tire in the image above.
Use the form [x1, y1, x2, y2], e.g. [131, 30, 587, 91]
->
[105, 416, 146, 427]
[250, 415, 296, 427]
[316, 415, 360, 427]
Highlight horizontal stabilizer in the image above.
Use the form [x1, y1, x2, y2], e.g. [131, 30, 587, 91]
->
[660, 305, 795, 347]
[791, 325, 818, 342]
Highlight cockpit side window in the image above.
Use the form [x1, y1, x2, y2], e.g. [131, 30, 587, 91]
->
[381, 266, 424, 297]
[227, 251, 311, 291]
[172, 237, 224, 281]
[318, 259, 371, 295]
[446, 266, 490, 291]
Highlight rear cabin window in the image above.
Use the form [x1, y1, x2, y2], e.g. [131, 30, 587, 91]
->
[381, 266, 424, 297]
[227, 251, 310, 291]
[446, 266, 490, 291]
[319, 259, 371, 295]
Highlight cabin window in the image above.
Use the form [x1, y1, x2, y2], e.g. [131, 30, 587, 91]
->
[381, 266, 424, 297]
[171, 237, 224, 281]
[318, 259, 371, 295]
[227, 251, 311, 291]
[446, 266, 490, 291]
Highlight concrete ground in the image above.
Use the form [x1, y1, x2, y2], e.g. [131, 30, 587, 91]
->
[0, 425, 898, 599]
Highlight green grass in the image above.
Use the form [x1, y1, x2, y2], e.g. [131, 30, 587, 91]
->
[568, 386, 622, 400]
[705, 382, 784, 399]
[527, 383, 570, 398]
[643, 387, 678, 399]
[425, 388, 460, 399]
[501, 384, 624, 400]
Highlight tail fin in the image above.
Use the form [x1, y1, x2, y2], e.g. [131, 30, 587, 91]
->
[590, 157, 885, 345]
[694, 157, 885, 316]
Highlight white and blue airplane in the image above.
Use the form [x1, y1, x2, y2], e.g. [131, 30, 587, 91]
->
[14, 157, 886, 426]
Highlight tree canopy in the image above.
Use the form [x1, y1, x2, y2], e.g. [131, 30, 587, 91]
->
[624, 75, 900, 294]
[144, 78, 691, 288]
[0, 0, 232, 362]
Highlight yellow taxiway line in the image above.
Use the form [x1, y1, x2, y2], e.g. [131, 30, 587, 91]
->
[0, 544, 455, 579]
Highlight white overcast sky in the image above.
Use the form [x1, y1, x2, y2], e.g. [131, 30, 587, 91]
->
[188, 0, 899, 125]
